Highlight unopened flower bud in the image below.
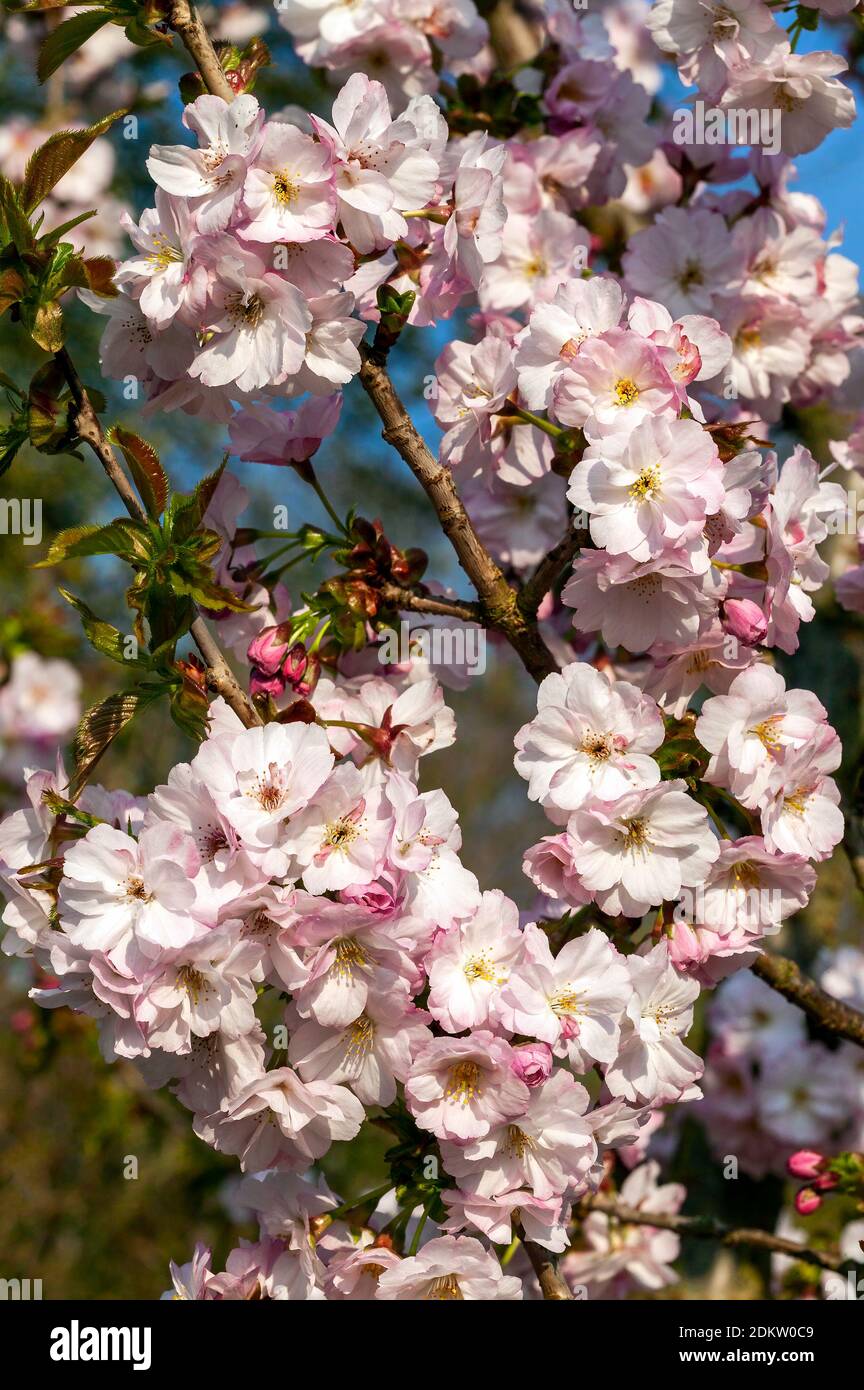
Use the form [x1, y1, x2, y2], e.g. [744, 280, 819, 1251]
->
[511, 1042, 553, 1088]
[794, 1187, 822, 1216]
[722, 598, 768, 647]
[787, 1150, 824, 1180]
[247, 624, 292, 676]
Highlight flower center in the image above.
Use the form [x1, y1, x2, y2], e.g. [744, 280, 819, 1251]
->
[148, 233, 182, 270]
[342, 1013, 375, 1069]
[783, 787, 810, 816]
[463, 951, 498, 983]
[425, 1274, 464, 1300]
[678, 261, 704, 290]
[324, 817, 360, 850]
[629, 465, 661, 500]
[620, 815, 650, 851]
[227, 290, 266, 328]
[506, 1124, 537, 1159]
[750, 715, 783, 749]
[124, 875, 152, 902]
[445, 1060, 482, 1106]
[614, 377, 640, 406]
[333, 937, 368, 981]
[272, 170, 300, 205]
[731, 861, 762, 890]
[247, 764, 285, 812]
[580, 731, 614, 762]
[549, 987, 581, 1016]
[176, 965, 209, 1005]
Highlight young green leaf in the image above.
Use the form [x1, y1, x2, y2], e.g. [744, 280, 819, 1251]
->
[109, 427, 169, 519]
[58, 587, 151, 668]
[68, 685, 161, 800]
[36, 9, 115, 86]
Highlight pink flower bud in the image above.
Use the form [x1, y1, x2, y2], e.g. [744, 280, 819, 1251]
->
[247, 624, 291, 676]
[249, 666, 286, 698]
[813, 1170, 840, 1192]
[721, 598, 768, 647]
[794, 1187, 822, 1216]
[283, 643, 321, 698]
[511, 1042, 554, 1088]
[787, 1150, 824, 1180]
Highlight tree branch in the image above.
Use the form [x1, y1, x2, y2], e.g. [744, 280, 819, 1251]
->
[519, 524, 585, 619]
[378, 583, 482, 623]
[55, 349, 261, 730]
[518, 1225, 574, 1299]
[165, 0, 234, 102]
[751, 951, 864, 1050]
[577, 1193, 847, 1274]
[359, 345, 558, 683]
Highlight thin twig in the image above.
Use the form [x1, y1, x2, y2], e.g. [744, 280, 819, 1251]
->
[519, 524, 585, 618]
[378, 583, 482, 623]
[359, 346, 558, 683]
[166, 0, 234, 102]
[55, 349, 260, 729]
[578, 1194, 847, 1274]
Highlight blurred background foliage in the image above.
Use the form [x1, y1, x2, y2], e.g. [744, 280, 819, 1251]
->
[0, 0, 862, 1299]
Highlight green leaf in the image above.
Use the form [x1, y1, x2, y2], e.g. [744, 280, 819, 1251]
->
[40, 789, 104, 827]
[36, 10, 114, 86]
[169, 677, 210, 742]
[0, 176, 35, 250]
[34, 518, 153, 567]
[58, 587, 150, 668]
[27, 358, 75, 453]
[110, 427, 169, 519]
[38, 208, 98, 248]
[68, 685, 161, 800]
[167, 458, 226, 542]
[20, 107, 128, 210]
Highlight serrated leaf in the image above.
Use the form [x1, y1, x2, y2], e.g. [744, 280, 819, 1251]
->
[40, 789, 104, 827]
[58, 587, 149, 668]
[34, 517, 152, 567]
[0, 266, 26, 316]
[68, 686, 160, 800]
[110, 426, 168, 519]
[169, 678, 210, 742]
[168, 458, 227, 542]
[21, 110, 127, 212]
[0, 176, 35, 250]
[82, 255, 117, 296]
[39, 208, 98, 248]
[36, 10, 115, 86]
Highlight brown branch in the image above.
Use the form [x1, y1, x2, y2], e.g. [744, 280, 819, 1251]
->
[55, 349, 261, 730]
[578, 1193, 846, 1274]
[359, 345, 558, 683]
[378, 584, 482, 624]
[751, 951, 864, 1050]
[517, 1225, 574, 1300]
[166, 0, 234, 102]
[519, 524, 585, 618]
